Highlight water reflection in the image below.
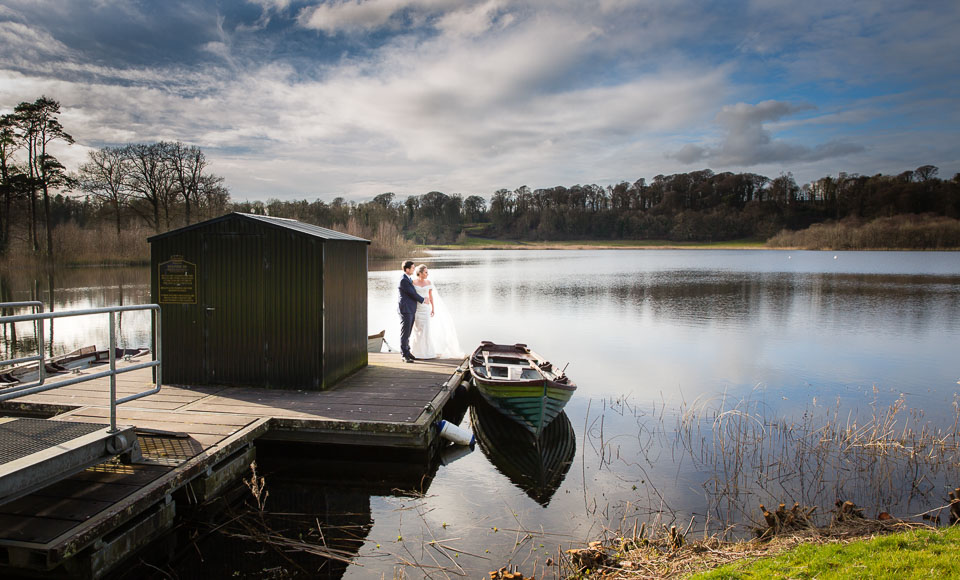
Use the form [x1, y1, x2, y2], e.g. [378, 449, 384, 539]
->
[0, 267, 151, 361]
[115, 443, 438, 580]
[369, 250, 960, 417]
[470, 398, 576, 507]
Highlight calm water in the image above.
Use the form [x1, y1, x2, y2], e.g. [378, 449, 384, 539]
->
[3, 250, 960, 578]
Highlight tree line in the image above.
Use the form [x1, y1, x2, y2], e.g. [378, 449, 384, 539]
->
[480, 168, 959, 242]
[228, 166, 959, 250]
[1, 96, 229, 261]
[2, 94, 959, 264]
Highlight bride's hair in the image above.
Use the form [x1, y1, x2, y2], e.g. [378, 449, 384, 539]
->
[414, 264, 428, 277]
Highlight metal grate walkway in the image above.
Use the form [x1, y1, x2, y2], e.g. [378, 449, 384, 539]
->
[0, 418, 108, 465]
[0, 417, 137, 507]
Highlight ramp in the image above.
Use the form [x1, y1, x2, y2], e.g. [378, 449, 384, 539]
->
[0, 418, 138, 506]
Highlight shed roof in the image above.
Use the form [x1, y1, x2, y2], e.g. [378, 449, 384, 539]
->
[147, 212, 370, 243]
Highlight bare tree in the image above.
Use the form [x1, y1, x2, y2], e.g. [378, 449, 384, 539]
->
[913, 165, 939, 182]
[77, 147, 131, 237]
[170, 141, 206, 225]
[124, 142, 175, 233]
[197, 173, 229, 220]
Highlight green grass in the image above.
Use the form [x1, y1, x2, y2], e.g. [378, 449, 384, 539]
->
[692, 526, 960, 580]
[434, 236, 520, 248]
[428, 237, 766, 250]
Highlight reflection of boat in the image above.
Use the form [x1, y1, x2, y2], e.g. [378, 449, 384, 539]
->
[470, 397, 576, 507]
[367, 330, 385, 352]
[0, 346, 149, 385]
[469, 341, 576, 436]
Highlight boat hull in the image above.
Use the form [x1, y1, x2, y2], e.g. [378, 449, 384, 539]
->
[469, 342, 576, 436]
[470, 396, 576, 506]
[471, 376, 574, 436]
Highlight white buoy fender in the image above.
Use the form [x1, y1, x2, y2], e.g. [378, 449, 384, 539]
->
[437, 419, 476, 447]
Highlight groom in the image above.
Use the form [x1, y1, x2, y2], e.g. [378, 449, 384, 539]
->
[398, 260, 425, 363]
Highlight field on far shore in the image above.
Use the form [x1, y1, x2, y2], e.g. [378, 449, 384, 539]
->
[427, 237, 767, 250]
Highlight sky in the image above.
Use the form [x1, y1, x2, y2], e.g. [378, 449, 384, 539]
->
[1, 0, 959, 202]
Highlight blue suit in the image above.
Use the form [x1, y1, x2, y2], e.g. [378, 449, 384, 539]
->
[398, 274, 424, 359]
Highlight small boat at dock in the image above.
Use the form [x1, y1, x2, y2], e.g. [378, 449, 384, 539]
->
[468, 341, 576, 437]
[367, 330, 386, 352]
[0, 345, 149, 386]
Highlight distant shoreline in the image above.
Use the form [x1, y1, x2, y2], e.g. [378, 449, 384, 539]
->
[426, 238, 767, 251]
[425, 239, 960, 251]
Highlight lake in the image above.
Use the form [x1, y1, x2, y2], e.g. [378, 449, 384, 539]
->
[3, 249, 960, 578]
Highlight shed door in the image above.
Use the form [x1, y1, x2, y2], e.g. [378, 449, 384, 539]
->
[202, 234, 266, 384]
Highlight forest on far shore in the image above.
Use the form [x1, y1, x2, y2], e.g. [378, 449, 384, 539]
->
[2, 95, 959, 266]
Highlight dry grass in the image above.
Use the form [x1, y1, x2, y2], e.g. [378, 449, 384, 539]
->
[0, 222, 150, 266]
[340, 217, 422, 260]
[766, 214, 960, 250]
[568, 518, 934, 579]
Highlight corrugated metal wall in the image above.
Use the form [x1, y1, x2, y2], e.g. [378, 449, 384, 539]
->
[203, 231, 266, 385]
[150, 214, 366, 390]
[321, 240, 368, 387]
[262, 227, 323, 388]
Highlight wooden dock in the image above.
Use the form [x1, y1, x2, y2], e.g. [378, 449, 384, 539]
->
[0, 353, 467, 578]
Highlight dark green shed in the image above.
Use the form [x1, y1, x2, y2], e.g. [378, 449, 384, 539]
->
[148, 212, 370, 390]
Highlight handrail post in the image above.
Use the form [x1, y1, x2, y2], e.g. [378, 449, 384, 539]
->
[108, 311, 117, 434]
[37, 305, 46, 386]
[154, 306, 162, 391]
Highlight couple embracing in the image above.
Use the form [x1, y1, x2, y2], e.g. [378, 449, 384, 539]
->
[397, 260, 463, 363]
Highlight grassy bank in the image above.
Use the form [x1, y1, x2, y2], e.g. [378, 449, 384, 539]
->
[558, 522, 960, 579]
[427, 237, 766, 250]
[691, 525, 960, 579]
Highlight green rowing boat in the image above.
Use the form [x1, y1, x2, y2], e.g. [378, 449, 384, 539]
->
[468, 342, 576, 437]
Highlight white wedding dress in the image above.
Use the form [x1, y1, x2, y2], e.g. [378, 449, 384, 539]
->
[410, 282, 464, 360]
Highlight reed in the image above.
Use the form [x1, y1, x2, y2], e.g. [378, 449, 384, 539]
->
[588, 389, 960, 544]
[339, 217, 422, 260]
[766, 214, 960, 250]
[0, 222, 151, 267]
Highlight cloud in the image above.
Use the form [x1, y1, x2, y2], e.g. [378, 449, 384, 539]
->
[668, 100, 865, 166]
[435, 0, 507, 37]
[246, 0, 292, 10]
[0, 20, 71, 63]
[297, 0, 464, 33]
[2, 0, 958, 199]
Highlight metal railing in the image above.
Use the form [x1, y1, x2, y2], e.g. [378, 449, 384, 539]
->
[0, 303, 162, 433]
[0, 301, 46, 385]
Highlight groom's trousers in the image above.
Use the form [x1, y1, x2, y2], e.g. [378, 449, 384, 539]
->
[399, 310, 416, 358]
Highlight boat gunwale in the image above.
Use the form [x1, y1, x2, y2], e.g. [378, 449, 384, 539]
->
[470, 368, 577, 393]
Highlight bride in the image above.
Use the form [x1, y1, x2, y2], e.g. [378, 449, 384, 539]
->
[410, 264, 463, 360]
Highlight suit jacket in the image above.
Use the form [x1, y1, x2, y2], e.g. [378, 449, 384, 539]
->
[398, 274, 424, 314]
